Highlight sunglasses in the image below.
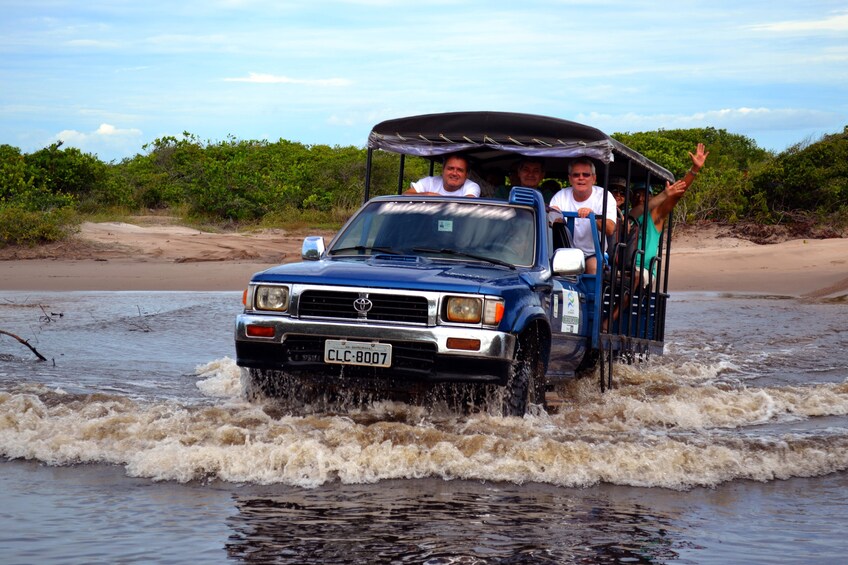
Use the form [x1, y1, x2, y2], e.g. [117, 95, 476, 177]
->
[570, 172, 593, 178]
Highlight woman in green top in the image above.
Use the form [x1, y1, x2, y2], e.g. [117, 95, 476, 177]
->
[629, 143, 709, 284]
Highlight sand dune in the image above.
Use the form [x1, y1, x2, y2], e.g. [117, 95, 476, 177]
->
[1, 221, 845, 299]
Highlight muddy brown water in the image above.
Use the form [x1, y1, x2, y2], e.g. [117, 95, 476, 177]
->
[1, 290, 847, 563]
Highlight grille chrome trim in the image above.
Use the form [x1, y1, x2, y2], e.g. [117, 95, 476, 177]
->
[298, 289, 430, 325]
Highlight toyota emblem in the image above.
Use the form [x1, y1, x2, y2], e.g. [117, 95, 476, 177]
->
[353, 297, 373, 313]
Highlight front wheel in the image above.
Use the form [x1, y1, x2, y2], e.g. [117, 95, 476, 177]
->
[503, 331, 547, 416]
[241, 368, 327, 408]
[241, 367, 281, 401]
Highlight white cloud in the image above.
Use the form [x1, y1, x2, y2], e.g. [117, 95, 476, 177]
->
[52, 123, 143, 160]
[115, 66, 151, 73]
[747, 10, 848, 33]
[327, 115, 355, 126]
[224, 72, 351, 86]
[55, 123, 141, 142]
[578, 107, 837, 135]
[65, 39, 121, 49]
[3, 2, 846, 160]
[96, 123, 136, 136]
[144, 33, 231, 51]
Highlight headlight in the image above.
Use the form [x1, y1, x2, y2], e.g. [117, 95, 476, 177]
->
[445, 296, 482, 323]
[254, 285, 290, 312]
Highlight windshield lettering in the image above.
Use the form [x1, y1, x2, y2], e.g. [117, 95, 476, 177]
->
[378, 201, 517, 221]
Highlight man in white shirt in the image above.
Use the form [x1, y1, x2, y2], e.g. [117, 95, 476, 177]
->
[549, 158, 617, 275]
[404, 154, 480, 197]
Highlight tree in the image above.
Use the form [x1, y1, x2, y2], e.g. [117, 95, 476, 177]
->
[751, 127, 848, 219]
[613, 128, 771, 223]
[24, 141, 107, 201]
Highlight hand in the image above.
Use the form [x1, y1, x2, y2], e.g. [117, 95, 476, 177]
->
[577, 207, 593, 218]
[689, 143, 709, 171]
[666, 179, 687, 197]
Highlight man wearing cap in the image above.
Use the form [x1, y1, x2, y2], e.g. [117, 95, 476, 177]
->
[608, 176, 631, 220]
[606, 176, 633, 263]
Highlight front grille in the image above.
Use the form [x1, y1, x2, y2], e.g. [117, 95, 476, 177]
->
[298, 290, 429, 324]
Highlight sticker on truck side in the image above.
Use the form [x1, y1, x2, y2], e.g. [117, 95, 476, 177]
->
[562, 290, 580, 333]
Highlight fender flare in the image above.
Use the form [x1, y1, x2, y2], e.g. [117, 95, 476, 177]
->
[511, 306, 552, 372]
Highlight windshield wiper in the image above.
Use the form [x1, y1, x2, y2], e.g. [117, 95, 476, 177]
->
[412, 247, 516, 270]
[329, 245, 402, 256]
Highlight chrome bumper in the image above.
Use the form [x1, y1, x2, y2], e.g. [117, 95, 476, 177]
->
[235, 313, 515, 360]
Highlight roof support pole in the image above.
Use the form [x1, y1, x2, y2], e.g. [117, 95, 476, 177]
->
[396, 154, 406, 195]
[364, 148, 373, 203]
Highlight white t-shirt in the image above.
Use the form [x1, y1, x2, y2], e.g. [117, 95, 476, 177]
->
[549, 185, 617, 256]
[410, 176, 481, 197]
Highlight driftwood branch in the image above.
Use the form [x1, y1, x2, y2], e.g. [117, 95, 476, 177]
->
[0, 329, 47, 361]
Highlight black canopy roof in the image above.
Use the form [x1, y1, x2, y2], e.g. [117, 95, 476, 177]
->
[368, 111, 674, 183]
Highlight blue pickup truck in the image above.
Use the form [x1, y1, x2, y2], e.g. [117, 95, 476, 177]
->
[235, 112, 675, 415]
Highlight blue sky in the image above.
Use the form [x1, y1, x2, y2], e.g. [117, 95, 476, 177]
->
[2, 1, 847, 162]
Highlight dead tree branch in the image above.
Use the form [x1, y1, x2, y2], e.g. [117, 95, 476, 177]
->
[0, 329, 47, 361]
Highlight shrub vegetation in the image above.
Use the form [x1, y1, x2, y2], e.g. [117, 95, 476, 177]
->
[1, 126, 845, 246]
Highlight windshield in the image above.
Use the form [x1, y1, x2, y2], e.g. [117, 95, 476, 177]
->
[330, 200, 536, 267]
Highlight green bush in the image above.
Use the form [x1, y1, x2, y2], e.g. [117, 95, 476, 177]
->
[613, 127, 771, 224]
[1, 125, 846, 237]
[750, 127, 848, 220]
[0, 143, 81, 245]
[0, 205, 79, 246]
[24, 142, 107, 199]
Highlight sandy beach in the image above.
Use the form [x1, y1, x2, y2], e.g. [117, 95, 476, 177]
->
[1, 220, 846, 299]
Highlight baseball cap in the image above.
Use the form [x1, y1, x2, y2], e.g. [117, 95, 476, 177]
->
[608, 176, 628, 192]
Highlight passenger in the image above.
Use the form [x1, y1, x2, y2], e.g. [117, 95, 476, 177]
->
[629, 182, 647, 210]
[604, 144, 708, 332]
[539, 178, 560, 205]
[494, 158, 544, 199]
[404, 154, 480, 197]
[479, 169, 504, 198]
[516, 158, 545, 190]
[606, 176, 631, 266]
[549, 158, 618, 275]
[493, 163, 519, 199]
[629, 143, 709, 282]
[608, 176, 629, 221]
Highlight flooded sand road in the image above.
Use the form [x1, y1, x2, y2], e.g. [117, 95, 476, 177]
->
[1, 290, 847, 563]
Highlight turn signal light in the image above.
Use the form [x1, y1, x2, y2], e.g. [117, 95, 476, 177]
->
[446, 337, 481, 351]
[246, 325, 275, 338]
[484, 299, 505, 325]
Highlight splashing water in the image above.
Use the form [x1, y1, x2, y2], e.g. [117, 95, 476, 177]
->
[1, 291, 847, 491]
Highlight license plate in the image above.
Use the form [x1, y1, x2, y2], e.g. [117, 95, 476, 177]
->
[324, 339, 392, 368]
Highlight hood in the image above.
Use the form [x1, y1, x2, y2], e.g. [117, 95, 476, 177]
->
[249, 255, 539, 294]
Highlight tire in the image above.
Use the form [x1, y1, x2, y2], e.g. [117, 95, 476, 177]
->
[503, 331, 547, 416]
[576, 348, 600, 377]
[241, 368, 327, 408]
[241, 368, 283, 401]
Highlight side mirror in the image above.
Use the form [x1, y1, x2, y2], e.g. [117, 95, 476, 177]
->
[301, 236, 325, 260]
[552, 248, 585, 276]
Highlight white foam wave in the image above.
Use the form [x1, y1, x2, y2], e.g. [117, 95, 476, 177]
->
[554, 374, 848, 432]
[2, 378, 848, 490]
[194, 357, 243, 399]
